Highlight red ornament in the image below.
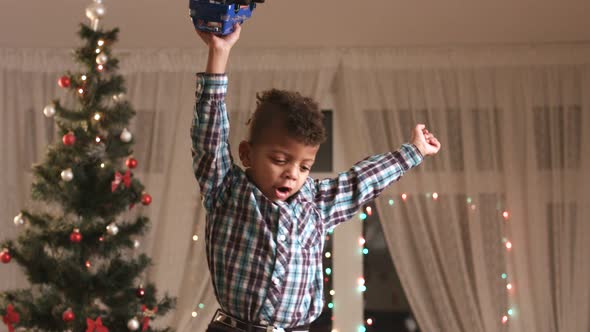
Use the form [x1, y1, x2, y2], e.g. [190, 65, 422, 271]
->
[58, 76, 71, 88]
[126, 157, 138, 169]
[141, 305, 158, 332]
[141, 193, 152, 206]
[0, 250, 11, 264]
[136, 286, 145, 298]
[62, 132, 76, 146]
[70, 229, 82, 243]
[2, 304, 20, 332]
[62, 309, 75, 322]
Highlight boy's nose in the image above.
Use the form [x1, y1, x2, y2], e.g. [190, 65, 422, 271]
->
[283, 166, 298, 180]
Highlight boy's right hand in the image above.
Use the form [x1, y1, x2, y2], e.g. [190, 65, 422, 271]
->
[197, 23, 242, 74]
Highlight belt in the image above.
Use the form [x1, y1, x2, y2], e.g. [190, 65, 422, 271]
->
[211, 309, 309, 332]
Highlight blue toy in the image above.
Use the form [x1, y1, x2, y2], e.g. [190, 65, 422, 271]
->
[189, 0, 265, 35]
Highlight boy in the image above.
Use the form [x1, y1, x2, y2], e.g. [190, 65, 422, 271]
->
[191, 25, 441, 332]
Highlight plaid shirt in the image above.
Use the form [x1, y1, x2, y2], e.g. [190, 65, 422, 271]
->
[191, 73, 423, 328]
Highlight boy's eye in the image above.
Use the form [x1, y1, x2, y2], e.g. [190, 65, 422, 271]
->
[272, 158, 286, 164]
[301, 166, 311, 172]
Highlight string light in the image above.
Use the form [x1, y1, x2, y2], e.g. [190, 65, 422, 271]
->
[192, 235, 199, 241]
[97, 39, 105, 46]
[359, 213, 367, 221]
[506, 283, 513, 290]
[191, 311, 198, 318]
[95, 48, 101, 54]
[81, 75, 87, 81]
[325, 268, 332, 275]
[432, 192, 439, 200]
[505, 241, 512, 250]
[362, 248, 369, 255]
[366, 318, 373, 326]
[401, 193, 408, 201]
[325, 252, 331, 258]
[388, 199, 394, 206]
[78, 88, 84, 95]
[93, 113, 102, 120]
[357, 277, 365, 286]
[503, 211, 510, 220]
[329, 290, 335, 296]
[97, 64, 104, 72]
[100, 163, 105, 168]
[95, 137, 102, 143]
[358, 237, 365, 246]
[502, 316, 508, 324]
[366, 206, 372, 216]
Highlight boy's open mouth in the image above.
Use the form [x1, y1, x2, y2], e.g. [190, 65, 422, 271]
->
[274, 186, 292, 199]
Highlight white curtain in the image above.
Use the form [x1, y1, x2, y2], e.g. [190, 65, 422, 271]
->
[1, 44, 589, 332]
[336, 47, 590, 332]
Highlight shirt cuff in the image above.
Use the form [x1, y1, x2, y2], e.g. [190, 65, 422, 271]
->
[400, 143, 424, 168]
[196, 73, 228, 96]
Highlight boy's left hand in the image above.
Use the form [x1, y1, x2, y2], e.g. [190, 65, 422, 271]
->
[411, 124, 441, 157]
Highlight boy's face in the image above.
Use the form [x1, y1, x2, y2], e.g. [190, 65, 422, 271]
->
[239, 126, 320, 202]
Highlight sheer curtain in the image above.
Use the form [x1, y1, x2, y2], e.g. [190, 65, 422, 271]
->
[0, 48, 339, 331]
[336, 46, 590, 332]
[2, 44, 589, 332]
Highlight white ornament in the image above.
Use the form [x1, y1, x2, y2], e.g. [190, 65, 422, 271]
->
[133, 239, 141, 249]
[86, 2, 106, 20]
[43, 104, 56, 117]
[127, 317, 140, 331]
[96, 53, 108, 65]
[13, 213, 25, 226]
[120, 128, 133, 143]
[106, 222, 119, 236]
[61, 168, 74, 182]
[112, 92, 126, 102]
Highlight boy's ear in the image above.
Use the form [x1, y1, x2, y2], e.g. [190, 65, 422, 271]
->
[238, 140, 252, 167]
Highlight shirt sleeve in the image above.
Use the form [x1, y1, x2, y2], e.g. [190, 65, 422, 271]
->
[312, 144, 423, 230]
[190, 73, 233, 210]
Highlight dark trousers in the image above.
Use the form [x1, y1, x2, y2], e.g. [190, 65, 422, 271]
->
[206, 321, 242, 332]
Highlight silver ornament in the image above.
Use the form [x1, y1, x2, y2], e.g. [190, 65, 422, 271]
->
[120, 128, 133, 143]
[13, 213, 25, 226]
[106, 222, 119, 236]
[61, 168, 74, 182]
[96, 53, 108, 65]
[43, 104, 56, 117]
[127, 317, 140, 331]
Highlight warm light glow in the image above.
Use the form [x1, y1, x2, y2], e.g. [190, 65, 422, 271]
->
[93, 113, 101, 120]
[81, 75, 87, 81]
[325, 252, 331, 258]
[366, 206, 372, 216]
[95, 137, 101, 143]
[97, 39, 105, 46]
[100, 163, 105, 168]
[401, 193, 408, 201]
[98, 64, 104, 71]
[85, 261, 91, 268]
[506, 242, 512, 250]
[502, 316, 508, 324]
[358, 277, 365, 286]
[95, 48, 101, 54]
[330, 290, 335, 296]
[192, 235, 199, 241]
[191, 311, 198, 318]
[471, 204, 477, 210]
[78, 88, 84, 94]
[359, 237, 366, 246]
[366, 318, 373, 326]
[503, 211, 510, 220]
[433, 192, 439, 200]
[506, 283, 513, 290]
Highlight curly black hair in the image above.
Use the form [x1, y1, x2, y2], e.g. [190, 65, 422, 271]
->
[248, 89, 326, 146]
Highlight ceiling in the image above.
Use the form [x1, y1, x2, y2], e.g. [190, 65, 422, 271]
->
[1, 0, 589, 49]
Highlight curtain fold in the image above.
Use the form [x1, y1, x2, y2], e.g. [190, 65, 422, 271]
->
[1, 44, 588, 332]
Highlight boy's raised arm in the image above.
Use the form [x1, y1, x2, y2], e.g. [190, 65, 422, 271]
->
[190, 25, 241, 210]
[312, 124, 441, 229]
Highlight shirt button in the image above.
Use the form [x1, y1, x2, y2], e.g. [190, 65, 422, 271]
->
[278, 234, 287, 242]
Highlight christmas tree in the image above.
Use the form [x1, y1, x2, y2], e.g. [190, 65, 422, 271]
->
[0, 1, 175, 331]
